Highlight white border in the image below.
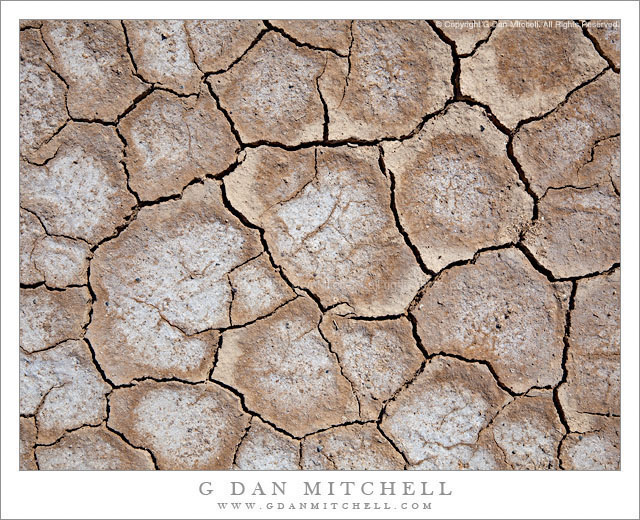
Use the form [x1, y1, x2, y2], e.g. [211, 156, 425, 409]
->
[2, 2, 638, 519]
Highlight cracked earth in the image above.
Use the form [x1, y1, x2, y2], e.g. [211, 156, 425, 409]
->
[19, 19, 620, 470]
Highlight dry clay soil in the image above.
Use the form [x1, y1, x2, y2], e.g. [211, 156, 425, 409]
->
[19, 19, 620, 470]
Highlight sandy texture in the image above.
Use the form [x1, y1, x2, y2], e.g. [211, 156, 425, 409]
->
[383, 103, 532, 271]
[413, 249, 566, 393]
[324, 20, 453, 141]
[460, 21, 607, 128]
[108, 380, 249, 470]
[234, 418, 300, 470]
[214, 297, 359, 437]
[118, 87, 239, 201]
[381, 357, 511, 468]
[19, 28, 68, 161]
[41, 21, 147, 122]
[301, 423, 405, 470]
[439, 20, 494, 55]
[36, 425, 155, 470]
[226, 146, 427, 315]
[19, 19, 620, 471]
[559, 269, 620, 433]
[20, 208, 91, 288]
[512, 70, 620, 197]
[20, 286, 90, 353]
[20, 123, 136, 244]
[87, 181, 262, 384]
[20, 340, 110, 444]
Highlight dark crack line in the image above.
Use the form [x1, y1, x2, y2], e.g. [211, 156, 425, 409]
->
[570, 132, 621, 196]
[506, 134, 540, 219]
[298, 439, 304, 469]
[374, 361, 426, 467]
[226, 277, 236, 327]
[459, 21, 497, 58]
[121, 21, 152, 85]
[342, 20, 355, 104]
[406, 243, 510, 315]
[427, 17, 613, 232]
[203, 24, 270, 76]
[31, 383, 66, 440]
[262, 150, 319, 215]
[264, 20, 347, 58]
[425, 20, 510, 137]
[557, 435, 567, 470]
[348, 313, 406, 322]
[225, 252, 264, 277]
[212, 374, 379, 442]
[540, 183, 599, 199]
[204, 78, 245, 148]
[516, 242, 620, 283]
[381, 146, 436, 277]
[114, 375, 208, 389]
[301, 419, 376, 440]
[34, 422, 92, 449]
[317, 316, 362, 418]
[315, 58, 330, 141]
[20, 21, 43, 31]
[379, 361, 426, 415]
[83, 261, 97, 332]
[114, 126, 143, 204]
[456, 97, 511, 135]
[428, 352, 518, 398]
[104, 422, 159, 470]
[231, 419, 252, 467]
[209, 378, 301, 440]
[609, 172, 621, 197]
[207, 334, 224, 381]
[183, 21, 204, 75]
[376, 423, 411, 469]
[154, 84, 199, 99]
[19, 207, 89, 246]
[116, 85, 155, 124]
[406, 313, 430, 360]
[21, 119, 70, 165]
[413, 242, 516, 296]
[131, 297, 195, 337]
[21, 19, 622, 473]
[554, 280, 576, 468]
[576, 410, 620, 418]
[215, 295, 298, 334]
[22, 141, 63, 167]
[235, 101, 452, 151]
[512, 66, 611, 133]
[579, 20, 620, 73]
[89, 208, 139, 253]
[36, 28, 72, 119]
[19, 281, 86, 292]
[205, 150, 245, 181]
[83, 338, 116, 388]
[427, 20, 461, 98]
[477, 397, 513, 444]
[33, 448, 41, 470]
[20, 339, 81, 355]
[219, 179, 328, 311]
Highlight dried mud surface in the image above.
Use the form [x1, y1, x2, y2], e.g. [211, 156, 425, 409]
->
[19, 19, 620, 470]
